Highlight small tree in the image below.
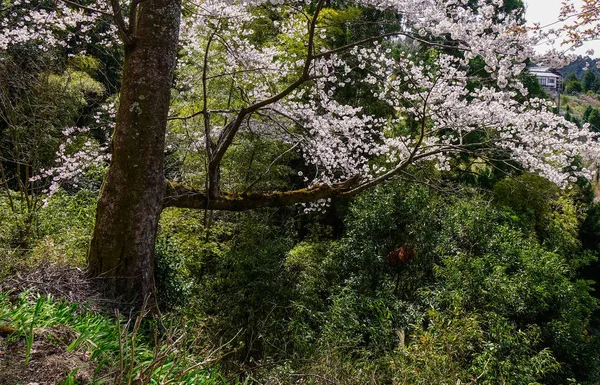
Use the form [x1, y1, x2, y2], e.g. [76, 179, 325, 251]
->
[583, 70, 597, 92]
[587, 109, 600, 132]
[566, 73, 579, 82]
[564, 105, 573, 122]
[584, 105, 594, 122]
[565, 79, 583, 94]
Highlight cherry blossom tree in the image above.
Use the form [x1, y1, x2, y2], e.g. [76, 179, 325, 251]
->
[560, 0, 600, 52]
[2, 0, 599, 303]
[528, 0, 600, 59]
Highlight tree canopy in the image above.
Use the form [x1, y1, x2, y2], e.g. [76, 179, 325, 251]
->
[2, 0, 600, 300]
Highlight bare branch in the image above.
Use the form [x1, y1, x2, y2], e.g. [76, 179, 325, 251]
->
[244, 141, 303, 193]
[312, 31, 467, 61]
[210, 0, 325, 168]
[206, 67, 280, 80]
[110, 0, 135, 46]
[167, 109, 237, 121]
[202, 30, 218, 158]
[58, 0, 113, 16]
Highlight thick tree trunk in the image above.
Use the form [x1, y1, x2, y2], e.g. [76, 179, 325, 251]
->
[88, 0, 181, 304]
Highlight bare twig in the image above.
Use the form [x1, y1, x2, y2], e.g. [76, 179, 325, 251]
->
[110, 0, 135, 45]
[59, 0, 113, 16]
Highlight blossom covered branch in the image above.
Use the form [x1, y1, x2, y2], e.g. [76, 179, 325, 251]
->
[4, 0, 600, 209]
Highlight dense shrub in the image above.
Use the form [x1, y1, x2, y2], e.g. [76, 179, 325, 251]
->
[152, 182, 600, 384]
[0, 190, 97, 278]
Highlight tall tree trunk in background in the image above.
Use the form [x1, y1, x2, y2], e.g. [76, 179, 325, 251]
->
[88, 0, 181, 305]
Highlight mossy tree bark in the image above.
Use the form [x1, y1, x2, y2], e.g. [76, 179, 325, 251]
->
[88, 0, 181, 305]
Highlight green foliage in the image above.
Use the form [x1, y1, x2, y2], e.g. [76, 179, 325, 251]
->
[24, 296, 44, 365]
[491, 173, 588, 254]
[0, 192, 33, 274]
[560, 57, 600, 82]
[223, 136, 298, 193]
[0, 292, 237, 384]
[587, 109, 600, 132]
[47, 68, 105, 110]
[35, 190, 98, 264]
[567, 73, 579, 82]
[565, 105, 574, 122]
[565, 79, 583, 95]
[583, 70, 598, 92]
[0, 189, 97, 278]
[318, 7, 363, 46]
[1, 57, 105, 174]
[584, 104, 594, 122]
[521, 72, 549, 99]
[68, 55, 102, 77]
[190, 214, 297, 362]
[581, 203, 600, 252]
[391, 195, 599, 384]
[156, 207, 237, 309]
[394, 310, 560, 385]
[0, 51, 107, 258]
[565, 104, 582, 126]
[159, 181, 600, 384]
[1, 177, 597, 384]
[493, 174, 558, 221]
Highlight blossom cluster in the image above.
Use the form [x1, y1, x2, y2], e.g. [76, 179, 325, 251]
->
[30, 125, 111, 203]
[0, 0, 117, 51]
[5, 0, 600, 197]
[527, 0, 600, 61]
[168, 0, 600, 190]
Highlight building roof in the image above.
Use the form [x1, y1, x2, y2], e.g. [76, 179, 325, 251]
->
[528, 66, 562, 78]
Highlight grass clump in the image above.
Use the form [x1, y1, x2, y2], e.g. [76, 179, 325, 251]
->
[0, 291, 237, 385]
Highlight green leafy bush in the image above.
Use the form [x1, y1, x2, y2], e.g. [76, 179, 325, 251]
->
[137, 181, 600, 384]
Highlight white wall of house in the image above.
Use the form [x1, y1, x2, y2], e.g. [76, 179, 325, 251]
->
[529, 66, 562, 91]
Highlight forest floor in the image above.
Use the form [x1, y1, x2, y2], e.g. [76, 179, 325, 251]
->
[0, 265, 105, 384]
[0, 326, 97, 385]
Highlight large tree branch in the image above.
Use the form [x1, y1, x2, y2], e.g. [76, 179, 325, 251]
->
[164, 176, 360, 211]
[163, 143, 484, 212]
[311, 31, 467, 61]
[205, 0, 324, 198]
[59, 0, 113, 16]
[128, 0, 142, 36]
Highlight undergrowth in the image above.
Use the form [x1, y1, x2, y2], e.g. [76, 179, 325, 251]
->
[0, 292, 238, 384]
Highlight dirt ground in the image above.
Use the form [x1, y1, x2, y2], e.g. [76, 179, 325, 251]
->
[0, 264, 107, 385]
[0, 325, 97, 385]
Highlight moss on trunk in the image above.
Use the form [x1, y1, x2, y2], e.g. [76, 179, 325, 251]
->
[88, 0, 181, 306]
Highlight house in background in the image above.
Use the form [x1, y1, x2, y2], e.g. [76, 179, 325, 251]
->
[528, 66, 563, 96]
